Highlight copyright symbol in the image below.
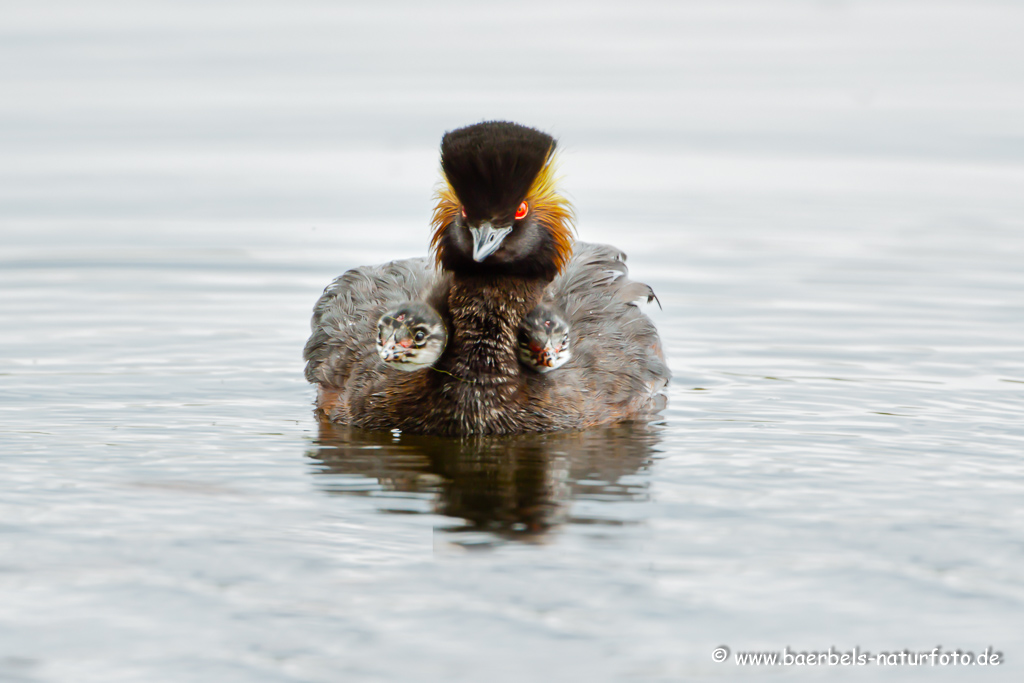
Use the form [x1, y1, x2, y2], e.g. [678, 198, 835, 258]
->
[712, 646, 730, 663]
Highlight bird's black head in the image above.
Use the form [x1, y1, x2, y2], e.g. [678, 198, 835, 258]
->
[441, 121, 553, 222]
[431, 121, 575, 281]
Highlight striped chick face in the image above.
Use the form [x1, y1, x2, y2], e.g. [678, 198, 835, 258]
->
[376, 302, 447, 371]
[517, 304, 571, 373]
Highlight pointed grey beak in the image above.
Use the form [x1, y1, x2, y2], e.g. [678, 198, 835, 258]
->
[469, 222, 513, 262]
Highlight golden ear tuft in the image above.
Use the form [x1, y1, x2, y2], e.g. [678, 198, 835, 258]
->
[430, 177, 460, 267]
[525, 151, 576, 274]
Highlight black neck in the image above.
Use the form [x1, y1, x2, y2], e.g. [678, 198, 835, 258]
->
[440, 274, 548, 381]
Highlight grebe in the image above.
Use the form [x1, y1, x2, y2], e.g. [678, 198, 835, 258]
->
[517, 303, 572, 373]
[375, 302, 447, 370]
[304, 121, 669, 435]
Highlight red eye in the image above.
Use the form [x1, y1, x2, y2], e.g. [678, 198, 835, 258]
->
[460, 206, 467, 219]
[515, 201, 528, 220]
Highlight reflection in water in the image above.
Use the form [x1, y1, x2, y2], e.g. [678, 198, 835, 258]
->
[308, 420, 665, 538]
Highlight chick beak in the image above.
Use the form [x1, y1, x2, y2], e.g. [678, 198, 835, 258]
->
[378, 332, 400, 362]
[470, 222, 513, 262]
[538, 341, 557, 368]
[528, 342, 552, 368]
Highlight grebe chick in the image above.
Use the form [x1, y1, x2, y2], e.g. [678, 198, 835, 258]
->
[518, 304, 571, 373]
[378, 300, 568, 374]
[376, 302, 447, 371]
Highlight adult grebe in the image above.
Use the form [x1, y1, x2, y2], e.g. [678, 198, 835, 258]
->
[304, 121, 669, 435]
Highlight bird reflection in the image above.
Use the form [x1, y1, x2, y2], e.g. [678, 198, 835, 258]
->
[307, 420, 664, 539]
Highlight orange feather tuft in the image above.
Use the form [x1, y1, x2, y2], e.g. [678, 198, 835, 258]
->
[429, 177, 460, 265]
[523, 151, 576, 275]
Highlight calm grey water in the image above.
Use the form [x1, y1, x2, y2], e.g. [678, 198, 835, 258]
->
[2, 1, 1023, 681]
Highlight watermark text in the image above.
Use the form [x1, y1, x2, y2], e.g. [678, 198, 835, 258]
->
[712, 645, 1003, 667]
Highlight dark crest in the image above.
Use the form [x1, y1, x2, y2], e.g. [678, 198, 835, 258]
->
[440, 121, 555, 220]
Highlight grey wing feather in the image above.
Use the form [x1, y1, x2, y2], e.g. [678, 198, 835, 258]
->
[304, 257, 438, 387]
[545, 242, 670, 411]
[546, 242, 659, 308]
